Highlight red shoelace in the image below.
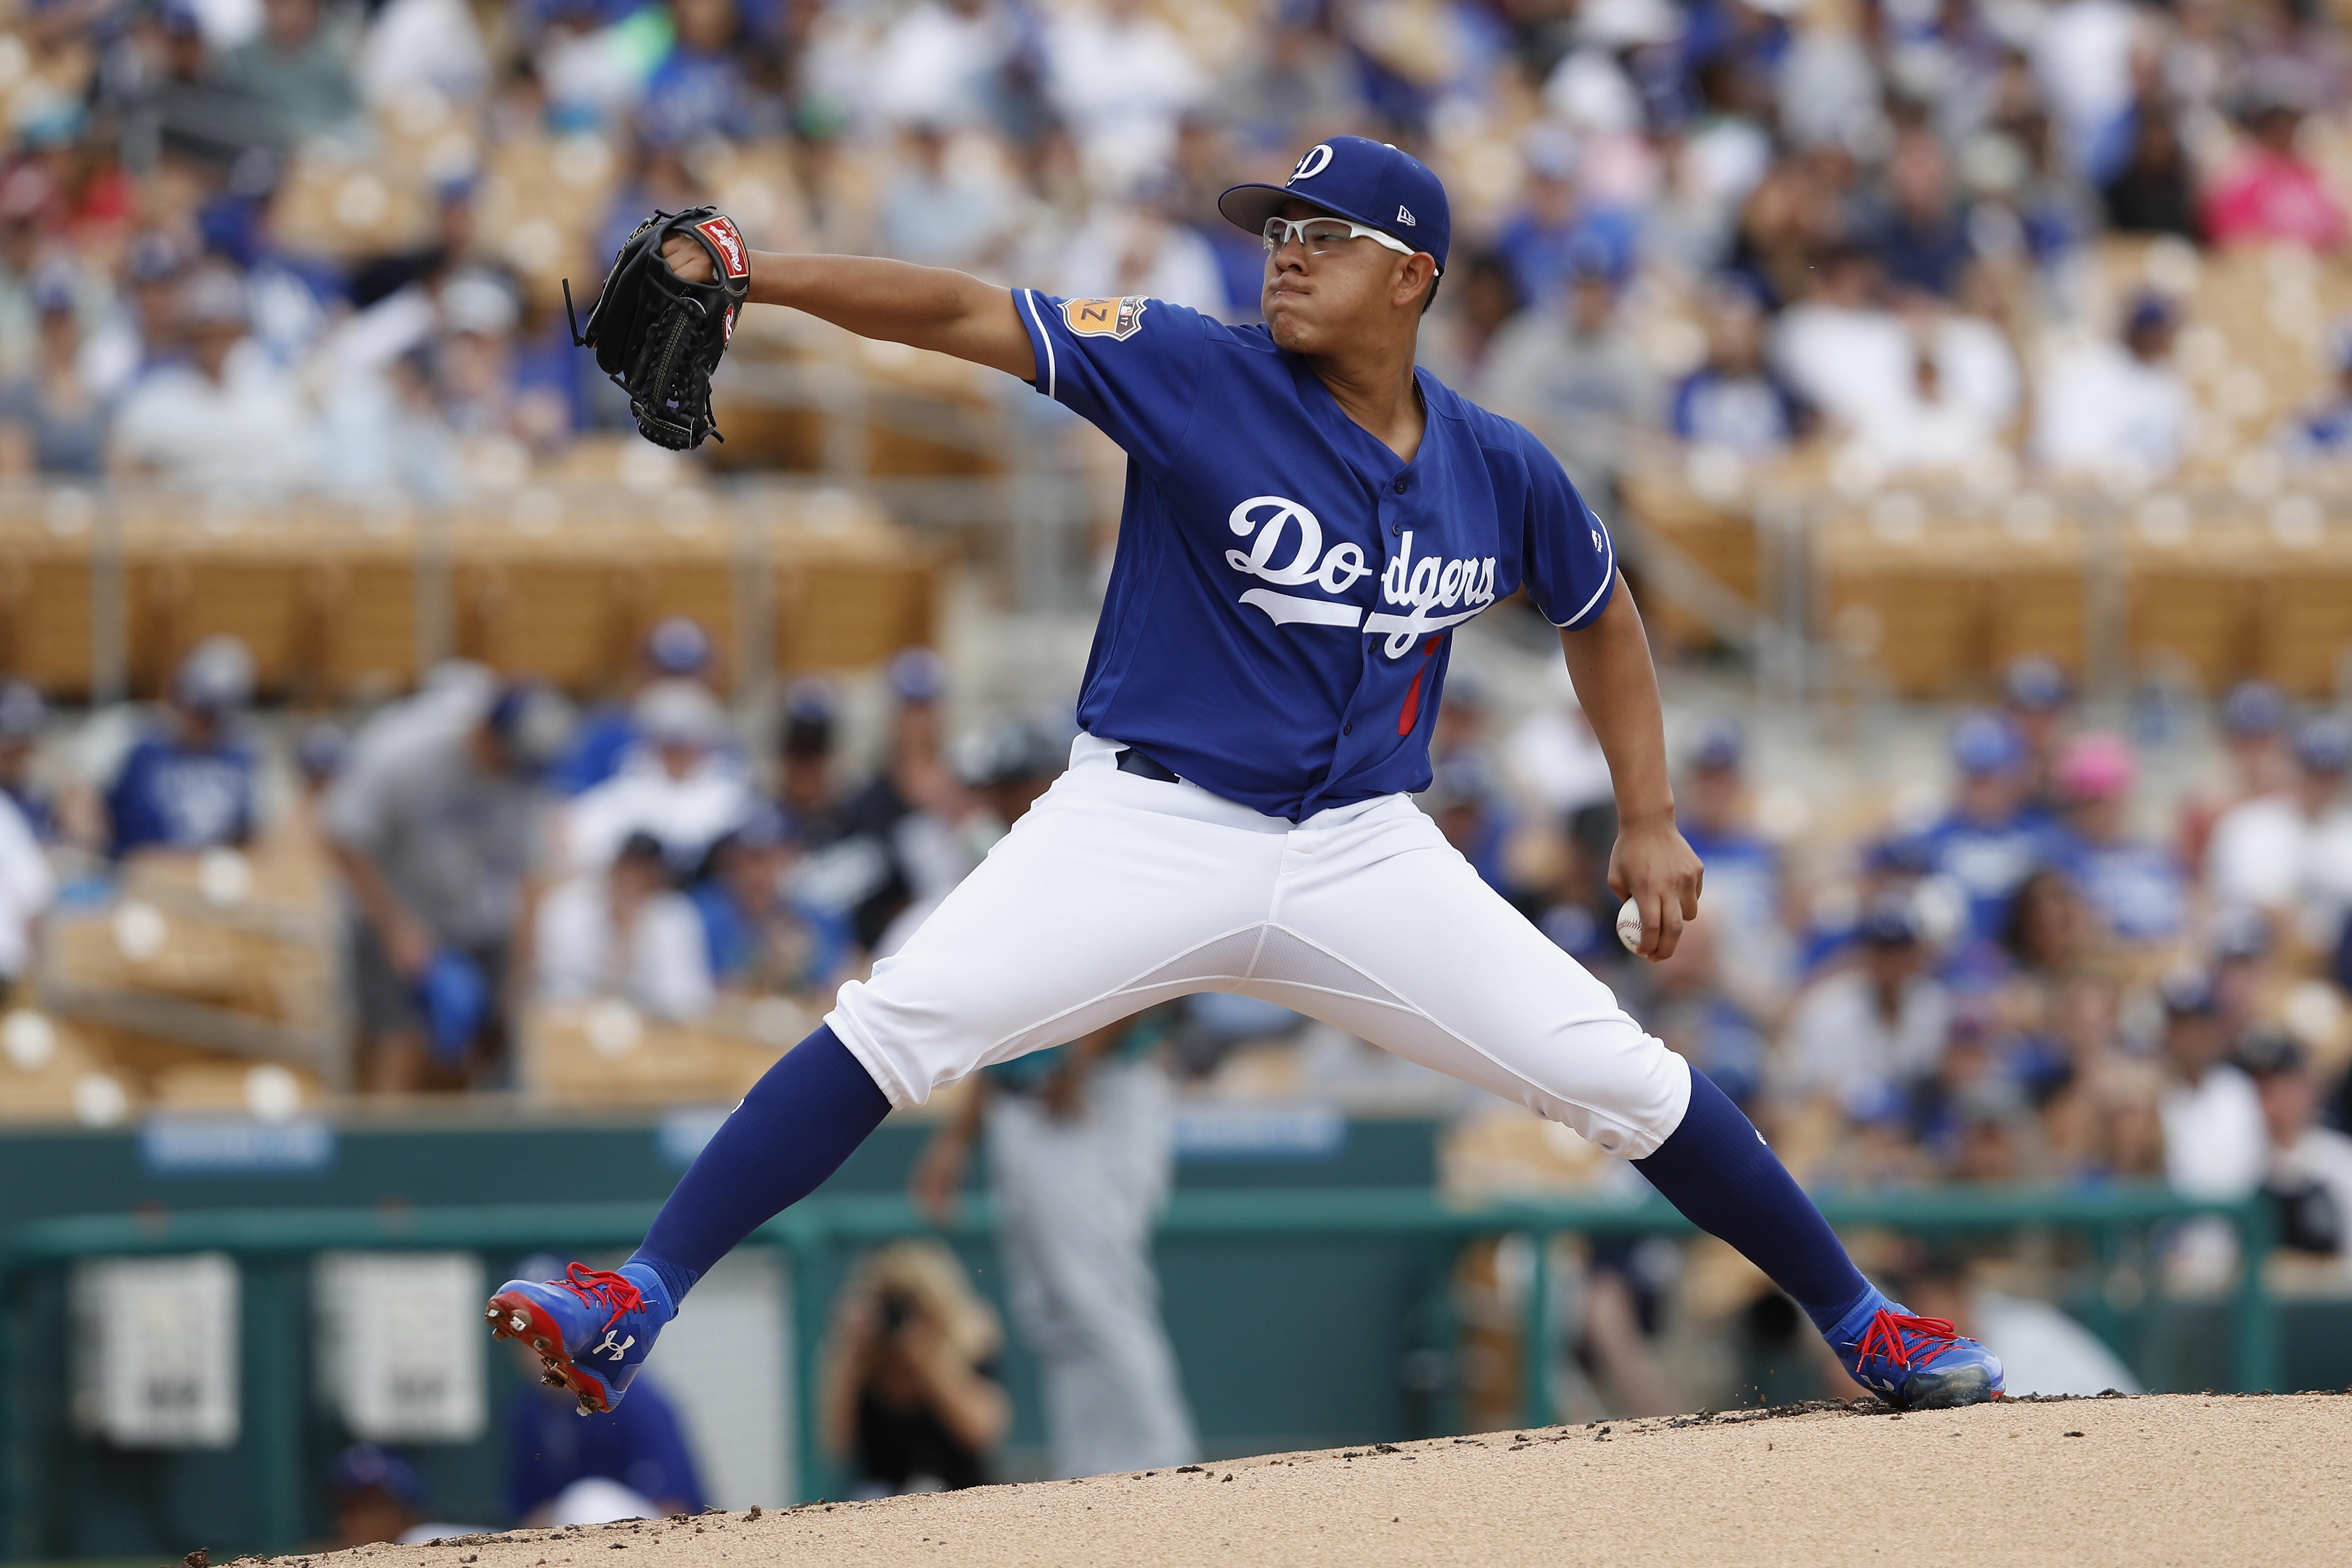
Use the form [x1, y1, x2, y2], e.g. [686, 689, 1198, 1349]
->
[556, 1263, 645, 1332]
[1853, 1309, 1961, 1369]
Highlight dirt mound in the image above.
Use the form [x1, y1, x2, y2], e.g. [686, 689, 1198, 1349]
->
[345, 1393, 2349, 1568]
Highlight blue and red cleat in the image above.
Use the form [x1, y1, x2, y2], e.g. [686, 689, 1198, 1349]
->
[1835, 1303, 2005, 1409]
[487, 1261, 674, 1415]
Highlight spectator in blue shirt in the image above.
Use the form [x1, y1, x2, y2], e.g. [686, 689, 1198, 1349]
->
[1491, 145, 1638, 309]
[1998, 654, 2076, 821]
[104, 635, 257, 859]
[1676, 719, 1793, 1009]
[691, 803, 851, 998]
[1669, 284, 1811, 456]
[552, 617, 718, 797]
[2048, 731, 2186, 947]
[1908, 713, 2053, 945]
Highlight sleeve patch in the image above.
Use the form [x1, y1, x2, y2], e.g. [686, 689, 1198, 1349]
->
[1061, 295, 1149, 340]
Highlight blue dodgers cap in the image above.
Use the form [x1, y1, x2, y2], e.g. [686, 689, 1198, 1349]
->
[2294, 714, 2352, 773]
[1950, 712, 2025, 776]
[644, 615, 714, 676]
[330, 1443, 424, 1508]
[1687, 717, 1745, 772]
[1217, 135, 1451, 274]
[2221, 679, 2287, 738]
[2000, 654, 2072, 713]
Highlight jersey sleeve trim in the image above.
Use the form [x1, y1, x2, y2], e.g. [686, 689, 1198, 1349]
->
[1550, 521, 1617, 628]
[1019, 287, 1057, 400]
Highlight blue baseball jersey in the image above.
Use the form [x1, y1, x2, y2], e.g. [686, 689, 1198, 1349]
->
[1014, 291, 1617, 821]
[105, 733, 255, 858]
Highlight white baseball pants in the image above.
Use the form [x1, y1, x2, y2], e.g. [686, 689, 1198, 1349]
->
[827, 734, 1694, 1159]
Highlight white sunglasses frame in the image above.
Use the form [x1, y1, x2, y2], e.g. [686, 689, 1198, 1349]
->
[1260, 215, 1432, 269]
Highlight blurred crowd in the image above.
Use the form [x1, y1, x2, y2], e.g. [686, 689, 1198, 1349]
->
[7, 0, 2352, 498]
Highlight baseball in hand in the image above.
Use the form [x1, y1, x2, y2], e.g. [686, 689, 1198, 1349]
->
[1616, 897, 1645, 953]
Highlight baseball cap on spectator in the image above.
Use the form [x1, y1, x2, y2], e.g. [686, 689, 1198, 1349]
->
[2212, 906, 2270, 964]
[441, 269, 519, 337]
[126, 230, 191, 286]
[2000, 654, 2071, 713]
[954, 718, 1065, 789]
[2236, 1027, 2307, 1079]
[0, 679, 45, 740]
[2221, 679, 2287, 738]
[418, 948, 491, 1067]
[29, 263, 76, 319]
[780, 680, 835, 757]
[178, 267, 249, 328]
[2293, 715, 2352, 774]
[1859, 893, 1921, 947]
[1423, 753, 1497, 813]
[1687, 718, 1744, 772]
[2123, 292, 2177, 340]
[1217, 135, 1452, 275]
[329, 1444, 424, 1510]
[487, 683, 576, 775]
[633, 678, 727, 750]
[2158, 966, 2218, 1017]
[888, 648, 947, 704]
[295, 721, 348, 784]
[643, 616, 713, 677]
[2055, 731, 2135, 801]
[172, 635, 256, 715]
[1865, 835, 1934, 878]
[1949, 712, 2024, 776]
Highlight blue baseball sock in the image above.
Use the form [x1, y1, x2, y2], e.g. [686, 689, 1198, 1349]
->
[1630, 1066, 1874, 1339]
[628, 1025, 892, 1308]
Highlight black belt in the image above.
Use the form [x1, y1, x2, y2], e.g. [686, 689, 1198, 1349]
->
[1114, 746, 1182, 784]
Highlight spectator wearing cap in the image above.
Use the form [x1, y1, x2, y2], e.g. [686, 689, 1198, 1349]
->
[536, 830, 714, 1021]
[2205, 715, 2352, 950]
[2178, 680, 2293, 872]
[1909, 713, 2056, 945]
[2047, 732, 2185, 947]
[0, 680, 54, 841]
[2279, 325, 2352, 463]
[564, 679, 754, 878]
[1674, 719, 1793, 1012]
[1668, 281, 1812, 457]
[321, 1443, 482, 1546]
[2241, 1031, 2352, 1280]
[323, 681, 575, 1091]
[1775, 893, 1950, 1119]
[1478, 244, 1653, 510]
[553, 617, 724, 797]
[0, 265, 114, 477]
[835, 650, 963, 952]
[2155, 968, 2268, 1222]
[1997, 655, 2075, 822]
[2202, 76, 2347, 252]
[776, 679, 847, 847]
[1489, 147, 1638, 323]
[691, 805, 852, 999]
[102, 635, 258, 859]
[2033, 292, 2192, 479]
[110, 266, 318, 495]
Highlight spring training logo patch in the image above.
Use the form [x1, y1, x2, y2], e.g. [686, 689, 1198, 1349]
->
[1223, 495, 1495, 658]
[1062, 296, 1149, 341]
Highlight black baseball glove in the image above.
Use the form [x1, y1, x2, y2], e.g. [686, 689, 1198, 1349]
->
[571, 205, 751, 451]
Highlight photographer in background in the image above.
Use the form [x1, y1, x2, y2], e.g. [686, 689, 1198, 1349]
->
[819, 1240, 1009, 1496]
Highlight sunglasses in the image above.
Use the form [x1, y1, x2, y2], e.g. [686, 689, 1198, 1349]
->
[1260, 215, 1429, 267]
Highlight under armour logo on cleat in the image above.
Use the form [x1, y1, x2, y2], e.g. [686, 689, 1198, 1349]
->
[1396, 206, 1416, 226]
[592, 1330, 635, 1361]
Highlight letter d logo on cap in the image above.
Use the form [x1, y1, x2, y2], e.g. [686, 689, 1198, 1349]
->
[1291, 143, 1334, 182]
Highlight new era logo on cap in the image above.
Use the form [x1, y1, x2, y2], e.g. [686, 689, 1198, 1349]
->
[1216, 134, 1452, 273]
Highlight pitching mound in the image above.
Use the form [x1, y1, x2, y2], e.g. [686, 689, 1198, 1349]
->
[344, 1393, 2348, 1568]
